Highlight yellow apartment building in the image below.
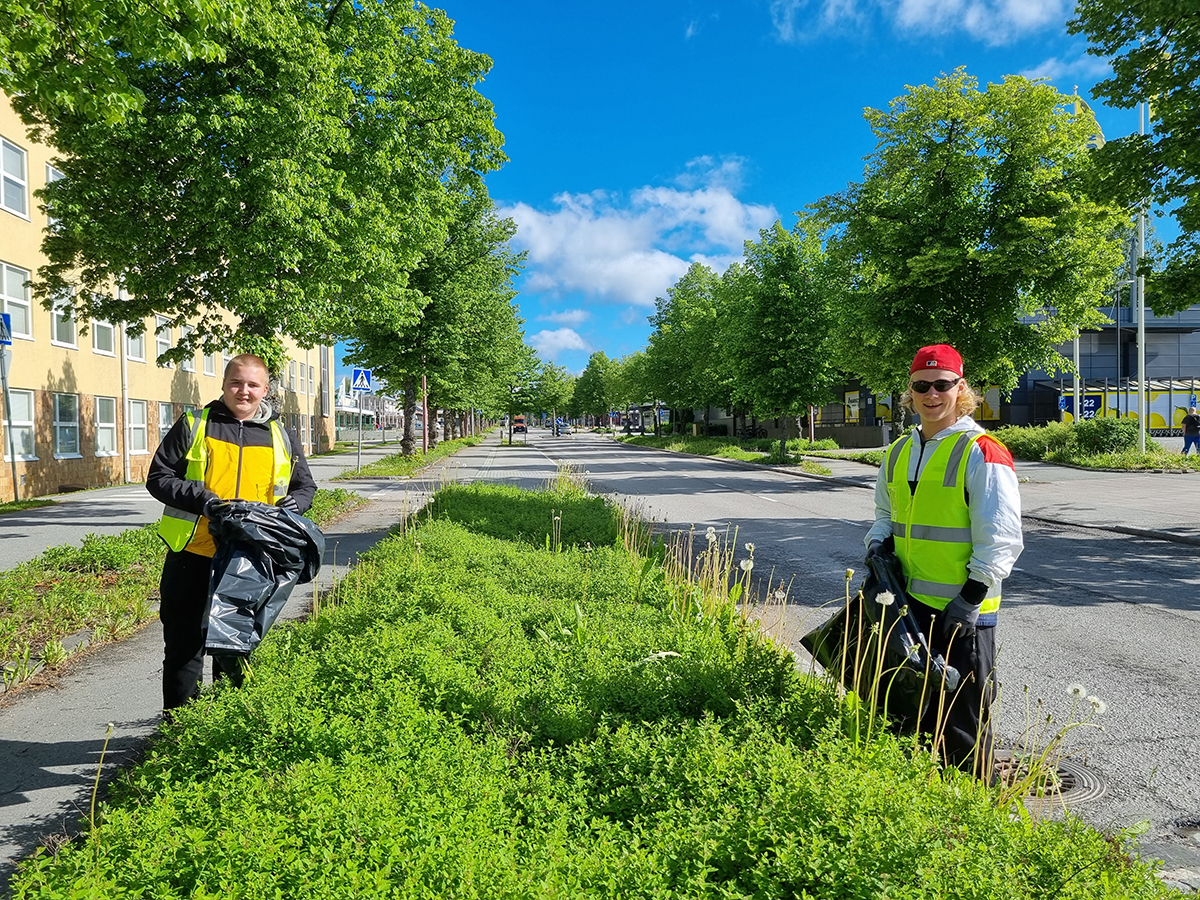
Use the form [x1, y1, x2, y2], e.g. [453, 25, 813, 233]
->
[0, 96, 336, 500]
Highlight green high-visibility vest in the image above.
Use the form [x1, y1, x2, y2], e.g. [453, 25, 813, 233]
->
[157, 408, 292, 554]
[884, 430, 1001, 614]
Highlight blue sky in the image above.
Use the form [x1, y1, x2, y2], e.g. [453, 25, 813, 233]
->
[337, 0, 1147, 382]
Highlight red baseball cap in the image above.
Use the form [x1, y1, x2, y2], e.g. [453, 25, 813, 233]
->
[910, 344, 963, 377]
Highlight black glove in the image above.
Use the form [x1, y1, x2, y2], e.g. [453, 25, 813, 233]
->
[201, 491, 229, 522]
[940, 595, 981, 641]
[864, 535, 894, 565]
[275, 494, 300, 512]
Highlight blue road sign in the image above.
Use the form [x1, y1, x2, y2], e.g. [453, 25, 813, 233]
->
[1058, 396, 1068, 411]
[1191, 394, 1198, 407]
[0, 313, 11, 345]
[351, 368, 372, 392]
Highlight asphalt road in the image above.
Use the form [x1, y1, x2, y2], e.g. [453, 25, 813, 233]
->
[521, 430, 1200, 873]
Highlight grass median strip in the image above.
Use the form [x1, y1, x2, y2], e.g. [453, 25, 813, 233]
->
[10, 478, 1174, 899]
[0, 488, 363, 693]
[0, 498, 56, 516]
[334, 434, 485, 478]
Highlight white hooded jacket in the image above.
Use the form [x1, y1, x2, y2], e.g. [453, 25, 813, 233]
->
[865, 415, 1024, 597]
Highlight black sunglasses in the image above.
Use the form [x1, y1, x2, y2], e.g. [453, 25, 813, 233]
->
[909, 377, 961, 394]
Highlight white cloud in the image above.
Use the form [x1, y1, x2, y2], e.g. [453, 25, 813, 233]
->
[770, 0, 1069, 45]
[1020, 51, 1111, 84]
[503, 158, 777, 308]
[529, 328, 591, 357]
[539, 308, 591, 326]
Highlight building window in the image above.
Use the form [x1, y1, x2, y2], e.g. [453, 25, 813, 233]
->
[204, 351, 216, 376]
[44, 163, 65, 229]
[53, 393, 80, 458]
[128, 399, 148, 453]
[3, 388, 36, 461]
[155, 316, 172, 366]
[321, 347, 330, 416]
[51, 296, 77, 347]
[288, 360, 296, 392]
[299, 362, 306, 395]
[95, 396, 118, 456]
[158, 401, 175, 443]
[1, 262, 32, 338]
[180, 324, 194, 372]
[309, 365, 315, 398]
[1, 137, 27, 218]
[92, 319, 116, 356]
[126, 326, 146, 361]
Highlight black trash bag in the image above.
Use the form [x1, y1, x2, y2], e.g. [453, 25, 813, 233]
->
[203, 499, 325, 658]
[800, 550, 959, 730]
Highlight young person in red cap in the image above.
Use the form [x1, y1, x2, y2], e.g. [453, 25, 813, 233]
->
[864, 343, 1024, 780]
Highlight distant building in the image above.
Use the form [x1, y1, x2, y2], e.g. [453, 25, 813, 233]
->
[0, 94, 336, 499]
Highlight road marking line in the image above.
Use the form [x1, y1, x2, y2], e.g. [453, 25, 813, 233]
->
[757, 494, 779, 503]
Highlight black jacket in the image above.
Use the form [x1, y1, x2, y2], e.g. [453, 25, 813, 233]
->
[146, 399, 317, 517]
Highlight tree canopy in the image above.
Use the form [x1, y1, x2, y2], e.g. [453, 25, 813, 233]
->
[35, 0, 505, 365]
[1070, 0, 1200, 310]
[817, 69, 1127, 394]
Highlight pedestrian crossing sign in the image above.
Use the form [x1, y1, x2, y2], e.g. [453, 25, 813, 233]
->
[351, 368, 372, 392]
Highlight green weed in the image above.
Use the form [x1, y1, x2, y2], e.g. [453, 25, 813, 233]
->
[8, 484, 1176, 900]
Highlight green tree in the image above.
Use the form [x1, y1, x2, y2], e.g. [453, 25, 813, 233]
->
[1069, 1, 1200, 309]
[345, 191, 525, 454]
[723, 220, 838, 454]
[645, 263, 730, 432]
[573, 352, 617, 424]
[818, 69, 1127, 395]
[35, 0, 504, 368]
[531, 363, 574, 431]
[2, 0, 247, 125]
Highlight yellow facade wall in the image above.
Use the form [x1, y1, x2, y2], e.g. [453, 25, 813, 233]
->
[0, 96, 335, 500]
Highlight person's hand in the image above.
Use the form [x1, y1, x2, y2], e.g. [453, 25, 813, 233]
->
[940, 595, 981, 642]
[864, 535, 893, 565]
[201, 492, 228, 522]
[275, 494, 300, 512]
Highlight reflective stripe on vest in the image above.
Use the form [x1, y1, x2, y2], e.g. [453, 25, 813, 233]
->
[156, 409, 292, 554]
[885, 430, 1001, 614]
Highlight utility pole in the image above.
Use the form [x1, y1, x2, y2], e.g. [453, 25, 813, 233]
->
[1136, 98, 1148, 453]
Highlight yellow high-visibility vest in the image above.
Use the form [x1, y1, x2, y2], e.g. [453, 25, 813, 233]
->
[157, 408, 292, 556]
[884, 430, 1001, 613]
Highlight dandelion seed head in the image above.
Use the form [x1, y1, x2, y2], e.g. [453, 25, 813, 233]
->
[1087, 695, 1106, 715]
[744, 542, 755, 553]
[876, 590, 895, 607]
[740, 559, 753, 572]
[845, 567, 855, 581]
[1066, 682, 1086, 698]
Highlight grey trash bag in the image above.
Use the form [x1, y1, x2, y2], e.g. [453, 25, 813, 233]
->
[800, 550, 959, 730]
[203, 499, 325, 657]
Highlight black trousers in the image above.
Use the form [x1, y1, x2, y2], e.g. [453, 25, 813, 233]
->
[908, 599, 998, 780]
[159, 549, 243, 710]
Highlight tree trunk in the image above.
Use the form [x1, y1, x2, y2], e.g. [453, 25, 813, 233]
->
[401, 376, 417, 456]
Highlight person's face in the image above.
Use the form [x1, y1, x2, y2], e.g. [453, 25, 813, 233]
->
[222, 363, 270, 421]
[910, 367, 964, 430]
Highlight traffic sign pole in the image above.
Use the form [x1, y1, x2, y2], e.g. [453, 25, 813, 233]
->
[357, 390, 363, 473]
[1, 347, 19, 502]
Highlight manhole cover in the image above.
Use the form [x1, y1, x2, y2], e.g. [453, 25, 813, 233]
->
[995, 751, 1106, 805]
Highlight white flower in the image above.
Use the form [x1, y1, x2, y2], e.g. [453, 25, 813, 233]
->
[875, 591, 895, 607]
[705, 527, 717, 544]
[1066, 682, 1086, 698]
[1087, 695, 1107, 715]
[740, 559, 754, 573]
[845, 568, 855, 581]
[744, 542, 755, 553]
